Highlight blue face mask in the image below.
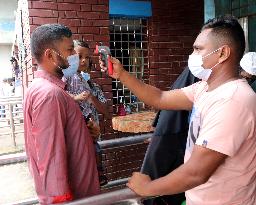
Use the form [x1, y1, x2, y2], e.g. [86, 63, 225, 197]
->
[53, 50, 79, 77]
[62, 54, 79, 77]
[81, 71, 90, 81]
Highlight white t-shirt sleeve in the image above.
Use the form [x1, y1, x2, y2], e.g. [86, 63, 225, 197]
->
[196, 99, 251, 156]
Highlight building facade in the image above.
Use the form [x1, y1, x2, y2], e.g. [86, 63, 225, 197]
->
[14, 0, 204, 184]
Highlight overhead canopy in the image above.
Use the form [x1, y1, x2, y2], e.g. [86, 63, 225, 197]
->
[109, 0, 152, 18]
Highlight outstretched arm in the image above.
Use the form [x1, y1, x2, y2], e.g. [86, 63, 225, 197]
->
[100, 57, 193, 111]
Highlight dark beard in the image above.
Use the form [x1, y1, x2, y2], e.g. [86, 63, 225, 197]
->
[55, 67, 64, 77]
[55, 55, 68, 78]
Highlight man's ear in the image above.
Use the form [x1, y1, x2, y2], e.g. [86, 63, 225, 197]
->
[218, 45, 230, 63]
[44, 49, 55, 62]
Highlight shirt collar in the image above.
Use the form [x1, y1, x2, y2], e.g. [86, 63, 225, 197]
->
[34, 70, 66, 90]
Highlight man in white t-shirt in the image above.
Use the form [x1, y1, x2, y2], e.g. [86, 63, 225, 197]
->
[100, 15, 256, 205]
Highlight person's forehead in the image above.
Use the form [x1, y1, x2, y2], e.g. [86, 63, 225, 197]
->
[75, 46, 89, 53]
[193, 29, 213, 47]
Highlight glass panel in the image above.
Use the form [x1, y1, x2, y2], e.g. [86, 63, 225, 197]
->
[240, 6, 248, 16]
[240, 0, 248, 7]
[248, 4, 256, 15]
[232, 0, 240, 9]
[232, 8, 240, 17]
[215, 0, 231, 16]
[248, 15, 256, 51]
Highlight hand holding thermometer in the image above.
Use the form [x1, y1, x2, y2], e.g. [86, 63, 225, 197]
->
[94, 44, 113, 75]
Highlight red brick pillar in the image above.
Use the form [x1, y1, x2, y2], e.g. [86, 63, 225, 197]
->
[148, 0, 204, 90]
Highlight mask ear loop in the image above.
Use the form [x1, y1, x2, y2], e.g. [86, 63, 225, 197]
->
[53, 61, 63, 71]
[202, 47, 222, 71]
[202, 47, 222, 59]
[211, 62, 220, 70]
[52, 49, 66, 61]
[51, 50, 67, 71]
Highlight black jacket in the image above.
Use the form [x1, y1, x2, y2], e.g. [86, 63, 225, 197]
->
[142, 67, 198, 205]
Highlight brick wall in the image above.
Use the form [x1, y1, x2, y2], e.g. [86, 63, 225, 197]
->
[148, 0, 204, 90]
[17, 0, 204, 188]
[18, 0, 114, 138]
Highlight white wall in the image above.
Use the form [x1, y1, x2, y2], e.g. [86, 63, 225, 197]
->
[0, 0, 18, 79]
[0, 0, 18, 19]
[0, 45, 13, 78]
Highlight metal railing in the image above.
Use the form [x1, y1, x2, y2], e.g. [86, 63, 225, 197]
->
[2, 133, 152, 205]
[0, 96, 23, 148]
[98, 133, 151, 149]
[0, 133, 152, 166]
[64, 188, 142, 205]
[9, 188, 148, 205]
[0, 96, 152, 205]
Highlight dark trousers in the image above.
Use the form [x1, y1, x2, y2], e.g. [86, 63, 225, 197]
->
[141, 132, 187, 205]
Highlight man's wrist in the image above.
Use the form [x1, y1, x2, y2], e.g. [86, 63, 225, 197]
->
[143, 182, 156, 197]
[119, 69, 127, 81]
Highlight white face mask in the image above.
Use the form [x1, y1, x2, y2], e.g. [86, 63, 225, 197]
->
[52, 50, 79, 77]
[188, 48, 221, 81]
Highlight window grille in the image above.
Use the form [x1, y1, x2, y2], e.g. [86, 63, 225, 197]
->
[109, 17, 149, 114]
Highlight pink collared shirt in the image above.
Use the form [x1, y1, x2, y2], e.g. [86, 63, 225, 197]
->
[23, 70, 100, 204]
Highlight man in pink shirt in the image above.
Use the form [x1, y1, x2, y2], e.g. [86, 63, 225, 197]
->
[100, 16, 256, 204]
[23, 24, 100, 204]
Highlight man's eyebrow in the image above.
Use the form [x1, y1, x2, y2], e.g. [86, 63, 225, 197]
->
[193, 44, 202, 49]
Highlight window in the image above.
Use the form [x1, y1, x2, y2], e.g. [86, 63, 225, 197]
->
[110, 17, 149, 114]
[238, 17, 249, 53]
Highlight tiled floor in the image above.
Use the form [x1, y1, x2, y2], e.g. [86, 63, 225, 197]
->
[0, 162, 36, 204]
[0, 121, 24, 155]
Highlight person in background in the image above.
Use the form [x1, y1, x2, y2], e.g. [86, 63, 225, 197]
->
[100, 15, 256, 205]
[65, 39, 108, 186]
[10, 57, 22, 96]
[0, 78, 13, 97]
[240, 52, 256, 92]
[23, 24, 100, 204]
[10, 57, 20, 80]
[142, 67, 198, 205]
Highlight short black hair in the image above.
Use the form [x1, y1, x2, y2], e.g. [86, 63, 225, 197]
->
[73, 40, 89, 48]
[202, 15, 245, 61]
[31, 24, 72, 63]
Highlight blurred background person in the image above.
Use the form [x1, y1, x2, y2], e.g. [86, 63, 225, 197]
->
[240, 52, 256, 92]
